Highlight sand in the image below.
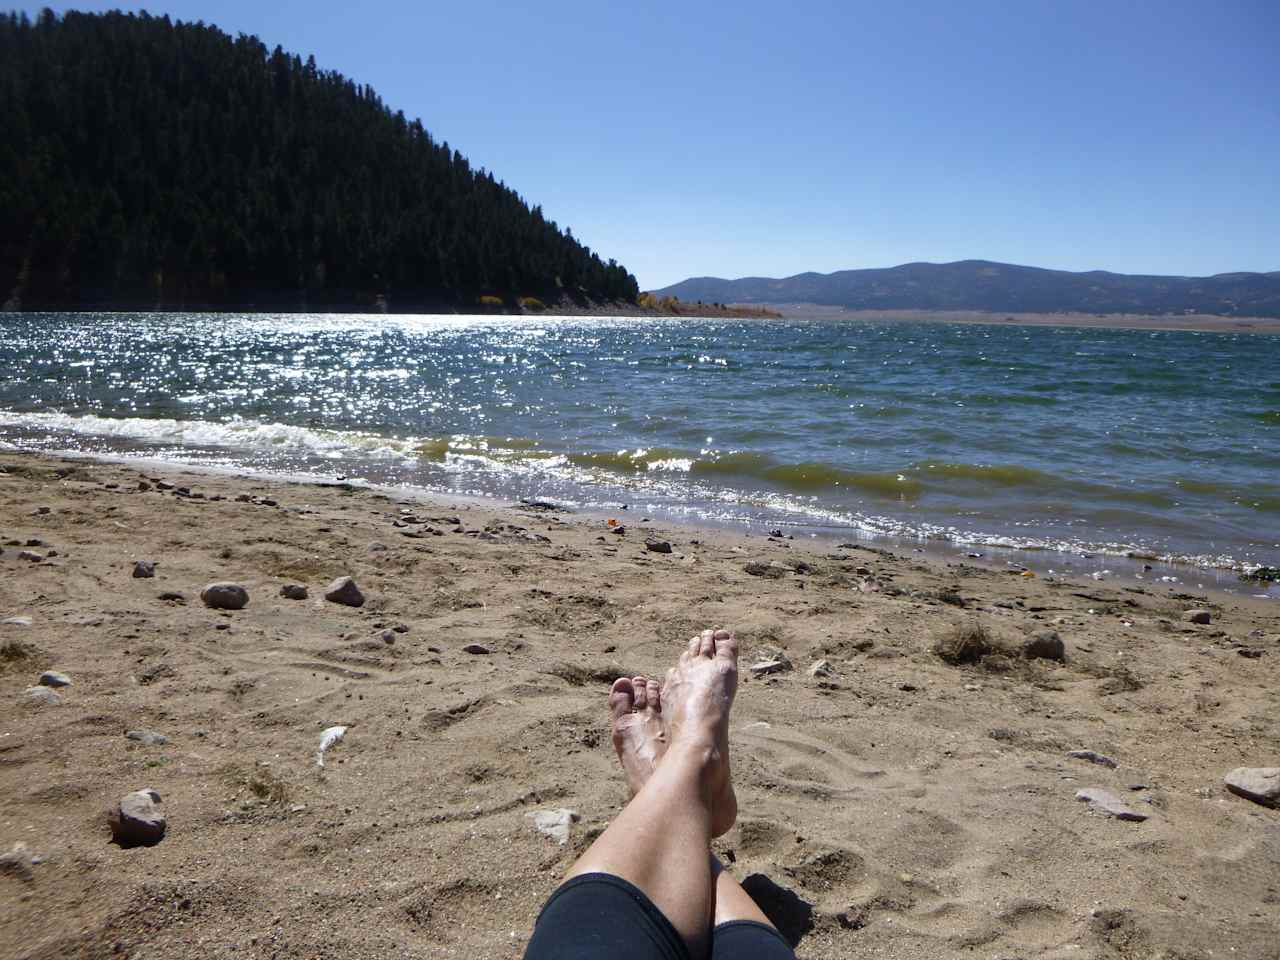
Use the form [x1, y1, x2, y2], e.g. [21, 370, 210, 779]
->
[1, 451, 1277, 959]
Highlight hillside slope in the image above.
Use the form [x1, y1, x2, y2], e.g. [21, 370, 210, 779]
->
[656, 260, 1280, 317]
[0, 10, 638, 311]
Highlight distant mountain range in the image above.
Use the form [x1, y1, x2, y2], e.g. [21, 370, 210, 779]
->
[654, 261, 1280, 318]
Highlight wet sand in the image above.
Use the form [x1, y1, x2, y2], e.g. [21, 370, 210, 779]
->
[1, 452, 1278, 959]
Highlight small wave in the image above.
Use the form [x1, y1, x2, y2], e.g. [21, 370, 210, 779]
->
[1246, 410, 1280, 426]
[0, 410, 418, 460]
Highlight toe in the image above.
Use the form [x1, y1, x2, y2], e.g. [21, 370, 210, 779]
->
[686, 634, 702, 657]
[609, 678, 636, 721]
[632, 676, 648, 711]
[697, 629, 715, 658]
[645, 677, 662, 713]
[712, 630, 739, 664]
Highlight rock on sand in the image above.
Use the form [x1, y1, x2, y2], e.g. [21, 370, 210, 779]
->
[109, 788, 166, 846]
[201, 582, 249, 610]
[1075, 788, 1148, 821]
[324, 576, 365, 607]
[527, 808, 579, 845]
[38, 670, 71, 688]
[132, 560, 157, 578]
[280, 583, 308, 600]
[24, 686, 62, 705]
[1223, 767, 1280, 807]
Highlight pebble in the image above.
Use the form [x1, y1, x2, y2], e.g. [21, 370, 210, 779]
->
[25, 538, 44, 547]
[749, 658, 793, 677]
[109, 789, 166, 846]
[1075, 788, 1148, 821]
[1223, 767, 1280, 807]
[201, 582, 250, 610]
[157, 591, 186, 602]
[744, 561, 787, 579]
[809, 659, 834, 678]
[132, 560, 157, 578]
[125, 730, 169, 746]
[391, 623, 410, 634]
[1183, 609, 1212, 625]
[526, 808, 579, 845]
[368, 541, 389, 553]
[24, 686, 62, 705]
[1022, 629, 1066, 661]
[380, 630, 396, 645]
[644, 539, 673, 554]
[462, 643, 492, 655]
[38, 670, 71, 688]
[2, 616, 32, 627]
[1068, 750, 1118, 769]
[324, 576, 365, 607]
[17, 550, 43, 563]
[280, 584, 309, 600]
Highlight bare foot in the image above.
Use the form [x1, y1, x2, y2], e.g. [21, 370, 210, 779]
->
[662, 629, 739, 837]
[609, 675, 667, 795]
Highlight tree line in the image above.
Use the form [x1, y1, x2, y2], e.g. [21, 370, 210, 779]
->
[0, 9, 640, 310]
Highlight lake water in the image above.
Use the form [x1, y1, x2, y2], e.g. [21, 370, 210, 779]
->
[3, 312, 1277, 586]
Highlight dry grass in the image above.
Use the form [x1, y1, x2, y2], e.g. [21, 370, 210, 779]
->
[934, 623, 996, 665]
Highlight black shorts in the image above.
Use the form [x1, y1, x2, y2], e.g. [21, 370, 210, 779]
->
[524, 872, 796, 960]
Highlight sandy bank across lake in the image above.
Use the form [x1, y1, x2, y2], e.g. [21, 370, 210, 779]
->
[1, 451, 1278, 959]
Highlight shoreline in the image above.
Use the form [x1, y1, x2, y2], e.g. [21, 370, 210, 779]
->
[2, 448, 1279, 957]
[6, 445, 1274, 602]
[766, 305, 1280, 334]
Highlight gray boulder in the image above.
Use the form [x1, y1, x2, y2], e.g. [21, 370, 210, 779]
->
[324, 576, 365, 607]
[132, 560, 157, 579]
[110, 789, 166, 846]
[1223, 767, 1280, 807]
[1183, 609, 1212, 625]
[279, 583, 308, 600]
[1075, 788, 1148, 821]
[125, 730, 169, 746]
[24, 686, 62, 706]
[200, 582, 249, 610]
[38, 671, 71, 688]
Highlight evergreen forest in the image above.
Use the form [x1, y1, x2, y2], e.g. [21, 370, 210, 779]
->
[0, 9, 640, 310]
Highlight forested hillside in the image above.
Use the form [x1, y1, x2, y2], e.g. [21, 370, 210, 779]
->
[0, 10, 639, 310]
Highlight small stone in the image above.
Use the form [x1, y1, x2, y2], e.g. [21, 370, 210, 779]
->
[809, 659, 834, 678]
[110, 789, 166, 846]
[645, 539, 673, 554]
[1237, 648, 1262, 659]
[24, 686, 62, 705]
[132, 560, 157, 578]
[324, 576, 365, 607]
[125, 730, 169, 746]
[1183, 609, 1212, 625]
[155, 481, 174, 491]
[279, 584, 309, 600]
[25, 538, 44, 547]
[1022, 630, 1065, 661]
[157, 591, 186, 602]
[2, 616, 32, 627]
[368, 541, 389, 553]
[38, 670, 71, 688]
[1068, 750, 1118, 769]
[1075, 788, 1148, 821]
[391, 623, 410, 634]
[1223, 767, 1280, 807]
[289, 803, 307, 813]
[462, 643, 491, 655]
[749, 657, 793, 677]
[380, 630, 396, 645]
[137, 480, 152, 491]
[0, 843, 34, 881]
[744, 561, 787, 579]
[201, 582, 249, 610]
[17, 550, 43, 563]
[526, 808, 579, 845]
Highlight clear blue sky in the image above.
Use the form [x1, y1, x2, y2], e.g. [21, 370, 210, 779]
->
[28, 1, 1280, 288]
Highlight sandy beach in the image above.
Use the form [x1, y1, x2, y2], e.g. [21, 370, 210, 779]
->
[1, 451, 1278, 959]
